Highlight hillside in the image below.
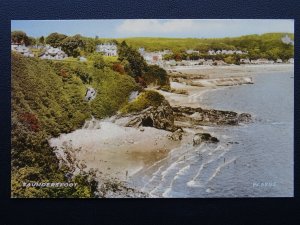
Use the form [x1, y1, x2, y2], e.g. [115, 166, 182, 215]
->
[11, 52, 138, 197]
[98, 33, 294, 60]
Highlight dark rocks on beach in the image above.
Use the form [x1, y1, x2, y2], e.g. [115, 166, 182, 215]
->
[121, 100, 176, 132]
[193, 133, 219, 146]
[117, 99, 251, 134]
[172, 106, 251, 126]
[168, 128, 184, 141]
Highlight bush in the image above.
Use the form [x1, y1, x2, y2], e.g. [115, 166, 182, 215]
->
[120, 90, 165, 114]
[143, 65, 170, 87]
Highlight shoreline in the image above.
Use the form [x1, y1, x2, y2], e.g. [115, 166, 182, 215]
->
[49, 63, 293, 197]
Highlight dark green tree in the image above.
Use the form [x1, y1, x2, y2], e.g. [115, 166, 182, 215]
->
[61, 35, 85, 57]
[45, 32, 67, 48]
[39, 36, 45, 45]
[11, 31, 30, 45]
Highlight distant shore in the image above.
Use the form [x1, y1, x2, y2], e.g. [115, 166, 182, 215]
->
[159, 63, 294, 107]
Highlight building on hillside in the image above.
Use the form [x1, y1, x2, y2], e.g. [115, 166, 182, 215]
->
[79, 56, 87, 62]
[251, 58, 274, 64]
[186, 49, 200, 54]
[281, 34, 294, 45]
[138, 47, 145, 55]
[138, 47, 172, 66]
[208, 50, 216, 55]
[96, 43, 118, 56]
[240, 58, 251, 64]
[208, 49, 247, 55]
[40, 46, 68, 60]
[288, 58, 294, 64]
[11, 43, 34, 57]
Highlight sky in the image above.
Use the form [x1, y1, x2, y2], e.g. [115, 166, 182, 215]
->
[11, 19, 294, 38]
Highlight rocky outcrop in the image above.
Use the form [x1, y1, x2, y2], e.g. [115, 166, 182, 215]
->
[172, 106, 251, 126]
[168, 128, 184, 141]
[115, 100, 176, 132]
[193, 133, 219, 146]
[175, 77, 253, 87]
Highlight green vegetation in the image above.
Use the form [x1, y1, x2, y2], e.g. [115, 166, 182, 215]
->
[11, 52, 138, 197]
[45, 32, 68, 48]
[143, 65, 170, 87]
[120, 90, 165, 114]
[117, 33, 294, 56]
[61, 34, 85, 58]
[11, 30, 36, 46]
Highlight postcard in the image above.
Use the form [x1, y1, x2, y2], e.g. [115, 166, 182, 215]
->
[11, 19, 294, 198]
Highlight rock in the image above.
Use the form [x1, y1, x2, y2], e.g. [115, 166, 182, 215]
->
[193, 133, 219, 146]
[85, 87, 97, 101]
[168, 128, 183, 141]
[238, 113, 252, 123]
[119, 100, 176, 132]
[172, 106, 251, 126]
[139, 127, 145, 132]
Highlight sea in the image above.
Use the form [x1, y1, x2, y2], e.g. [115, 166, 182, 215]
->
[130, 67, 294, 197]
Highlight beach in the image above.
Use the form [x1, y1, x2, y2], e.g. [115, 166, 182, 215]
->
[49, 63, 294, 197]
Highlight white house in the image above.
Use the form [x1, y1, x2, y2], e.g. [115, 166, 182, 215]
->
[11, 43, 34, 57]
[186, 49, 199, 54]
[40, 46, 68, 60]
[208, 50, 216, 55]
[276, 58, 283, 63]
[240, 58, 251, 64]
[208, 49, 247, 55]
[139, 47, 172, 66]
[96, 43, 118, 56]
[79, 56, 87, 62]
[281, 34, 294, 45]
[288, 58, 294, 64]
[251, 58, 274, 64]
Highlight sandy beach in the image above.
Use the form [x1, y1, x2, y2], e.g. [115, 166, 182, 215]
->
[49, 63, 293, 196]
[49, 121, 181, 181]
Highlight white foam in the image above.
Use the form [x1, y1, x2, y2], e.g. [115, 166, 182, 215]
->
[208, 157, 237, 182]
[162, 187, 172, 197]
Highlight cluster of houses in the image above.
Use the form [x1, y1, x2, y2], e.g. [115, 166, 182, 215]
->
[240, 58, 294, 64]
[208, 49, 247, 55]
[96, 43, 118, 56]
[11, 43, 34, 57]
[281, 34, 294, 46]
[11, 42, 68, 60]
[40, 45, 68, 60]
[11, 40, 294, 66]
[138, 48, 172, 65]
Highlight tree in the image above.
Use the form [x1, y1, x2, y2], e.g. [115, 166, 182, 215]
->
[45, 32, 67, 48]
[118, 41, 147, 77]
[11, 31, 29, 45]
[39, 36, 45, 45]
[143, 65, 169, 86]
[61, 35, 85, 58]
[88, 53, 106, 69]
[28, 37, 36, 46]
[82, 38, 96, 54]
